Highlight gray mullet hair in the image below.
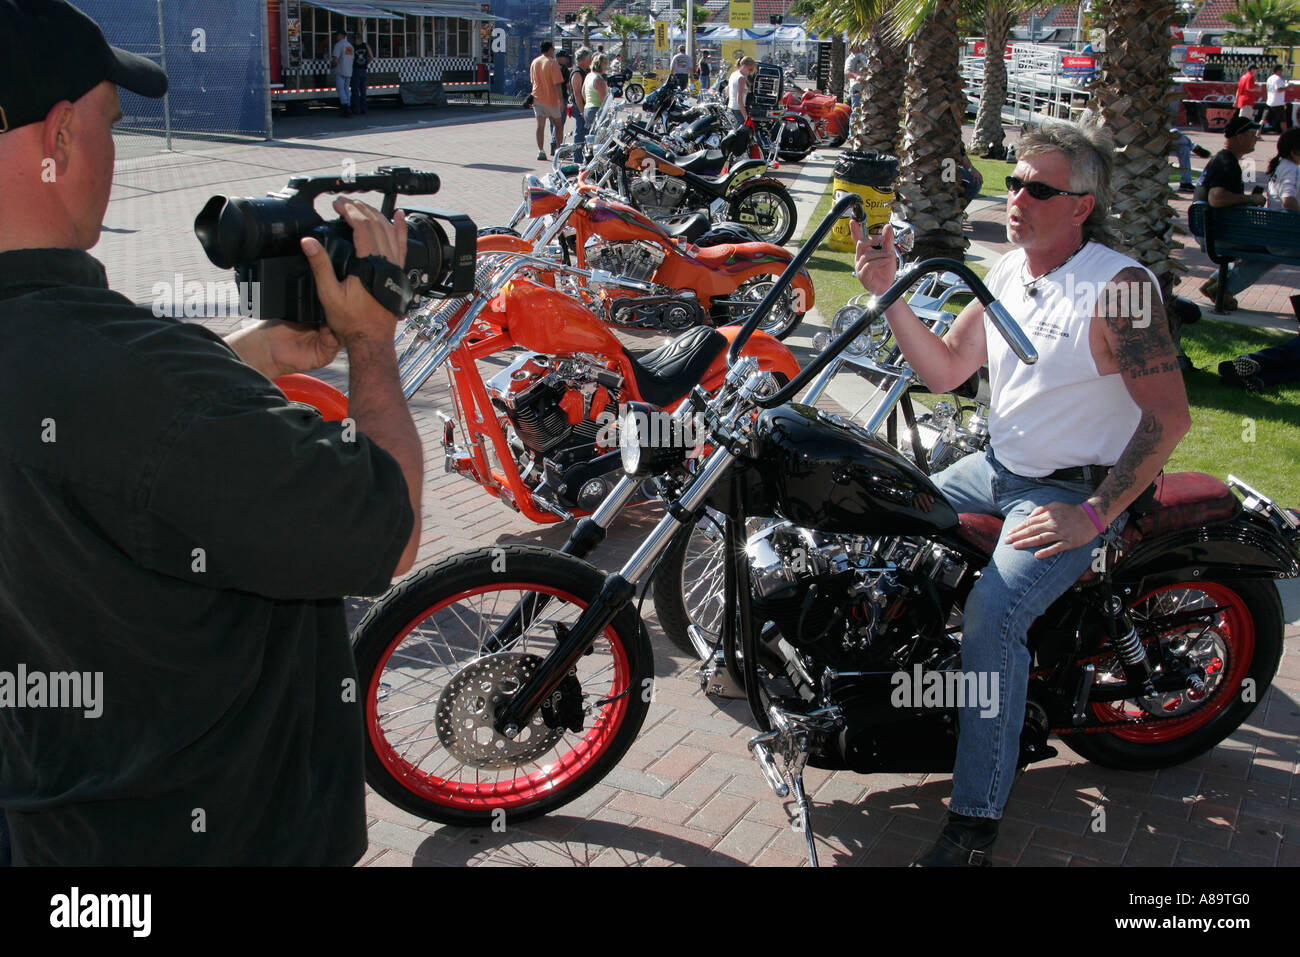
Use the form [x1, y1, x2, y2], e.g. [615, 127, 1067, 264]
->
[1017, 117, 1116, 248]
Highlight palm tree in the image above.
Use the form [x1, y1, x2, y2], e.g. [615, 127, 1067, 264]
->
[576, 4, 602, 46]
[609, 13, 651, 66]
[969, 2, 1019, 159]
[1222, 0, 1300, 47]
[674, 3, 710, 34]
[1086, 0, 1181, 299]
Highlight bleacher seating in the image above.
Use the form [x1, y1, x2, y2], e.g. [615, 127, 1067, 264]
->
[1188, 0, 1233, 30]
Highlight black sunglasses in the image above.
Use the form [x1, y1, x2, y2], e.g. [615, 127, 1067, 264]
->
[1005, 175, 1088, 200]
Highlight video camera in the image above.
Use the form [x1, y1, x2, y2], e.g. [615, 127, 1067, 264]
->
[194, 166, 476, 326]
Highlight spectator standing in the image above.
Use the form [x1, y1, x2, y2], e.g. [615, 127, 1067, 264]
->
[529, 41, 565, 160]
[554, 48, 573, 150]
[350, 32, 372, 115]
[331, 28, 354, 117]
[844, 40, 866, 116]
[670, 45, 691, 89]
[1266, 63, 1290, 133]
[571, 47, 592, 146]
[1236, 64, 1260, 120]
[697, 50, 711, 90]
[728, 55, 756, 127]
[584, 53, 609, 136]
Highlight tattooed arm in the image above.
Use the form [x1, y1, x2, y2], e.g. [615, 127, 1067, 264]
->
[1006, 267, 1191, 559]
[1088, 267, 1192, 524]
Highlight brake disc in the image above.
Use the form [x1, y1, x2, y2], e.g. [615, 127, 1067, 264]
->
[435, 653, 566, 770]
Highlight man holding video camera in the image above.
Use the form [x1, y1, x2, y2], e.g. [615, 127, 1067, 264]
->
[0, 0, 422, 865]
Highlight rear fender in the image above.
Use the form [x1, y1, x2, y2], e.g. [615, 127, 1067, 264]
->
[276, 374, 349, 421]
[1114, 514, 1300, 588]
[711, 326, 800, 384]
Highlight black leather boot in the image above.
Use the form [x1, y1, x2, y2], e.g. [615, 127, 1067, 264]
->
[911, 812, 998, 867]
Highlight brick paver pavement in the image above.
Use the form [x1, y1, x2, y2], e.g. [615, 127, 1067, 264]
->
[103, 108, 1300, 866]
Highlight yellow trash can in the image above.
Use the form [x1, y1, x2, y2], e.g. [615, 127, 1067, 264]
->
[828, 152, 899, 252]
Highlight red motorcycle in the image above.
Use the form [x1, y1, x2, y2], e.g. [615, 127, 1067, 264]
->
[276, 250, 799, 524]
[779, 83, 851, 147]
[478, 165, 814, 339]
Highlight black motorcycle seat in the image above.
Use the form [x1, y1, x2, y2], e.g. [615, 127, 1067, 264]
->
[659, 212, 712, 243]
[951, 473, 1240, 583]
[624, 325, 728, 407]
[678, 148, 726, 173]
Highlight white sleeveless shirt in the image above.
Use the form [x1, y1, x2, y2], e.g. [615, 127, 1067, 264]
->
[980, 240, 1153, 477]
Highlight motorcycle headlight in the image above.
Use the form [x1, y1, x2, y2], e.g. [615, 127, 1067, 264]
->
[619, 401, 689, 477]
[830, 304, 874, 357]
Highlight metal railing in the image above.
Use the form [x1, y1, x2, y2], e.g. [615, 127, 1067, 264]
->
[961, 42, 1093, 127]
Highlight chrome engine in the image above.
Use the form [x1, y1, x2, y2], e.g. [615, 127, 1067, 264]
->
[584, 238, 666, 284]
[626, 173, 689, 217]
[745, 522, 969, 672]
[484, 352, 626, 512]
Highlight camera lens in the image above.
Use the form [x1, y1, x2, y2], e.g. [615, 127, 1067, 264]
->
[401, 212, 448, 292]
[195, 196, 325, 269]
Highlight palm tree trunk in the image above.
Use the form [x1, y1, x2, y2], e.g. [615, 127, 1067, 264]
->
[971, 4, 1014, 159]
[831, 35, 845, 98]
[849, 21, 906, 156]
[1088, 0, 1179, 300]
[894, 5, 968, 261]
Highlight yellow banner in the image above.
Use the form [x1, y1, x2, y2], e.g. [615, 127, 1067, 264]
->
[655, 20, 668, 51]
[720, 38, 756, 67]
[729, 0, 753, 30]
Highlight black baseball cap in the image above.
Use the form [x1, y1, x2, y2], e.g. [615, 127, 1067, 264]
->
[1223, 116, 1261, 137]
[0, 0, 168, 134]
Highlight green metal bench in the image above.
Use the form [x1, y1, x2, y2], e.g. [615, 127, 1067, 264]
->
[1188, 201, 1300, 313]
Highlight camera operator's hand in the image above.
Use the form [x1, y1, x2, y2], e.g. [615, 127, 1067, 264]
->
[224, 319, 341, 380]
[301, 197, 408, 344]
[851, 219, 896, 297]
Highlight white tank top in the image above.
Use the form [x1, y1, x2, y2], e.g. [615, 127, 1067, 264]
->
[728, 69, 745, 110]
[980, 240, 1152, 477]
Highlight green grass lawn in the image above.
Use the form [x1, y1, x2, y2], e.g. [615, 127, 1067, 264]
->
[800, 179, 1300, 505]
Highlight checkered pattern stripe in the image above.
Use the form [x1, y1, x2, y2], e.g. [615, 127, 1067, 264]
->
[299, 57, 474, 81]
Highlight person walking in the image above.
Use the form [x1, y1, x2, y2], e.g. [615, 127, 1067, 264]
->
[350, 32, 372, 116]
[529, 40, 565, 160]
[571, 47, 592, 147]
[331, 28, 354, 117]
[1266, 63, 1290, 133]
[1236, 64, 1260, 121]
[844, 40, 866, 116]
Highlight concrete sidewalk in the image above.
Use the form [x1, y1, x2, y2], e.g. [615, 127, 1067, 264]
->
[99, 114, 1300, 867]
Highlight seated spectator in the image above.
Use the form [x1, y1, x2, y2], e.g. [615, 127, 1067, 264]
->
[957, 142, 983, 209]
[1195, 116, 1268, 310]
[1219, 335, 1300, 392]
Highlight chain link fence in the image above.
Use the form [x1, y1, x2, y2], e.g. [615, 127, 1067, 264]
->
[72, 0, 270, 154]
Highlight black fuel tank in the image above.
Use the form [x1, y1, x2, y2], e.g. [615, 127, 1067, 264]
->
[751, 404, 959, 536]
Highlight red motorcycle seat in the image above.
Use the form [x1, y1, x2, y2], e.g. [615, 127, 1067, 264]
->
[952, 473, 1240, 583]
[623, 325, 727, 407]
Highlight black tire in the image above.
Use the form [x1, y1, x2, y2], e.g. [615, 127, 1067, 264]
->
[625, 83, 645, 104]
[653, 508, 727, 658]
[1063, 578, 1283, 770]
[719, 274, 804, 340]
[352, 545, 653, 826]
[727, 182, 797, 246]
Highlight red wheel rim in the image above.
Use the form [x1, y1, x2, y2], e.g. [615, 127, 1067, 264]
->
[1091, 581, 1254, 743]
[365, 582, 631, 811]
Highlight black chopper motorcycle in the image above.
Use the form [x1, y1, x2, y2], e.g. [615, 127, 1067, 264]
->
[350, 195, 1298, 865]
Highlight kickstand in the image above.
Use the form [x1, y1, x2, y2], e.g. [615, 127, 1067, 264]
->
[790, 755, 818, 867]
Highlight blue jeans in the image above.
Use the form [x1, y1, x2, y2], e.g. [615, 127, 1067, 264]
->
[1172, 133, 1193, 186]
[960, 167, 981, 207]
[573, 105, 588, 145]
[729, 108, 746, 128]
[1224, 246, 1300, 295]
[336, 74, 351, 109]
[930, 448, 1127, 819]
[1243, 334, 1300, 386]
[350, 68, 368, 113]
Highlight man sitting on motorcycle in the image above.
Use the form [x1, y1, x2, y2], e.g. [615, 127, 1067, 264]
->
[852, 118, 1191, 866]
